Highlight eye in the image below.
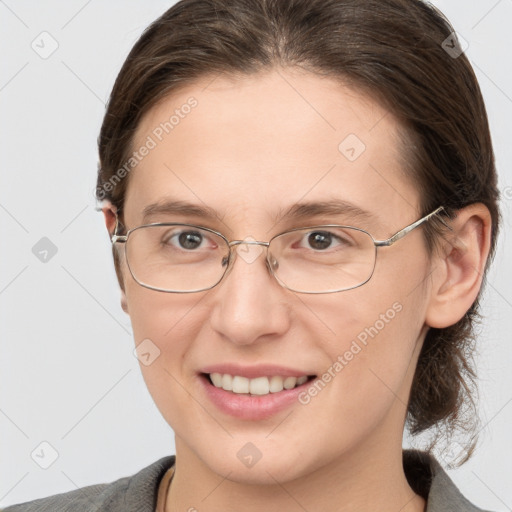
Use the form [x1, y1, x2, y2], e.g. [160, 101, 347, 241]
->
[298, 229, 352, 251]
[163, 229, 211, 250]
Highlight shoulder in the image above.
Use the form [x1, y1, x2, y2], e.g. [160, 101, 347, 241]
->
[403, 449, 494, 512]
[1, 456, 175, 512]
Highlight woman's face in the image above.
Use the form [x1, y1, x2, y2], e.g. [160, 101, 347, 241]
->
[118, 68, 434, 483]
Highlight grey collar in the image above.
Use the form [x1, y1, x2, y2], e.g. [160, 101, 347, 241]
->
[4, 450, 488, 511]
[403, 449, 489, 512]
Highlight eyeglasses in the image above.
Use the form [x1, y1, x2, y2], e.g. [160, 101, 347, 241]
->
[110, 206, 445, 294]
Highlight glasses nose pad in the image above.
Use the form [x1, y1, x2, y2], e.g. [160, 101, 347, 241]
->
[221, 251, 233, 271]
[220, 248, 236, 280]
[266, 253, 279, 274]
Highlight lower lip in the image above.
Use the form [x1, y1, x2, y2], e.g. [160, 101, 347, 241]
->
[198, 374, 314, 420]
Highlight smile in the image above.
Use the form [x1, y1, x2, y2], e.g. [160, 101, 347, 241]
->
[198, 363, 318, 419]
[207, 373, 314, 395]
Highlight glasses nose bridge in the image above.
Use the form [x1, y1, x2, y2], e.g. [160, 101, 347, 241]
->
[227, 239, 271, 265]
[223, 239, 276, 280]
[228, 239, 270, 249]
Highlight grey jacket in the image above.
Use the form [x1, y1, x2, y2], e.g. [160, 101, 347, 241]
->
[1, 450, 492, 511]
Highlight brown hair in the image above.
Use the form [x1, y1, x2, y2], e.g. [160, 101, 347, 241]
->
[97, 0, 500, 463]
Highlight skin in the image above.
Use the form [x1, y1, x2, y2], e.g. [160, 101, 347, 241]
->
[103, 67, 491, 512]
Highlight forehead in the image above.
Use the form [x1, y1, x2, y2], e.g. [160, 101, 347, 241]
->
[125, 68, 419, 233]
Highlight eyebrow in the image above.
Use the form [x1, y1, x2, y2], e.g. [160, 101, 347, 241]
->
[273, 199, 379, 227]
[140, 197, 380, 229]
[141, 199, 220, 224]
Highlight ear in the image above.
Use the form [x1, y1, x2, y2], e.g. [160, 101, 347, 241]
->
[120, 289, 129, 314]
[101, 202, 129, 314]
[425, 203, 492, 328]
[101, 201, 118, 237]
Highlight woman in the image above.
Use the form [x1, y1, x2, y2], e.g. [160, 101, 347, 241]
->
[3, 0, 501, 511]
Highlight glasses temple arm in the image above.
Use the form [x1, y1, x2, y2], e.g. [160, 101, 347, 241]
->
[374, 206, 446, 247]
[110, 214, 128, 244]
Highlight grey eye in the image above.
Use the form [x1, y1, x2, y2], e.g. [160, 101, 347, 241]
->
[177, 231, 203, 250]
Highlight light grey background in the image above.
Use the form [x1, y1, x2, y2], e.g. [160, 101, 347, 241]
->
[1, 0, 511, 509]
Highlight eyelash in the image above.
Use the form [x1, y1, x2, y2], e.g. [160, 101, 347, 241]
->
[161, 227, 353, 252]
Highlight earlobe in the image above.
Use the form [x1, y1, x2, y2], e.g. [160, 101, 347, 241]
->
[120, 290, 129, 314]
[101, 201, 128, 309]
[425, 203, 492, 329]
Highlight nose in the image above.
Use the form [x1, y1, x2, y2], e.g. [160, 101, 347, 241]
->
[208, 241, 291, 346]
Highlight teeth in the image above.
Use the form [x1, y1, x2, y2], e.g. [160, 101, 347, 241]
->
[208, 373, 310, 395]
[249, 376, 269, 395]
[210, 373, 223, 387]
[221, 373, 232, 391]
[269, 375, 284, 393]
[232, 375, 249, 394]
[283, 376, 297, 389]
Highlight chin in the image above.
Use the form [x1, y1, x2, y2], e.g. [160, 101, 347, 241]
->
[208, 454, 305, 485]
[188, 434, 334, 486]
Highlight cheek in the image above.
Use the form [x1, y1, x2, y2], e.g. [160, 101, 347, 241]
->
[122, 252, 205, 342]
[124, 280, 206, 413]
[294, 296, 423, 460]
[303, 249, 430, 419]
[310, 293, 413, 388]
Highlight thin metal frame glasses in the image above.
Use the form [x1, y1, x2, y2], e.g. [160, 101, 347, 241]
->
[110, 206, 445, 294]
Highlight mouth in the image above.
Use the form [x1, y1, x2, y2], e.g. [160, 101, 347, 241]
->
[201, 372, 317, 396]
[197, 364, 319, 420]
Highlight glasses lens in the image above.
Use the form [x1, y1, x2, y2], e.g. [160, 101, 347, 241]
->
[269, 226, 376, 293]
[125, 224, 230, 292]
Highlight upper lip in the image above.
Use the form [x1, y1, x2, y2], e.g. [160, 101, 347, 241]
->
[199, 363, 316, 379]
